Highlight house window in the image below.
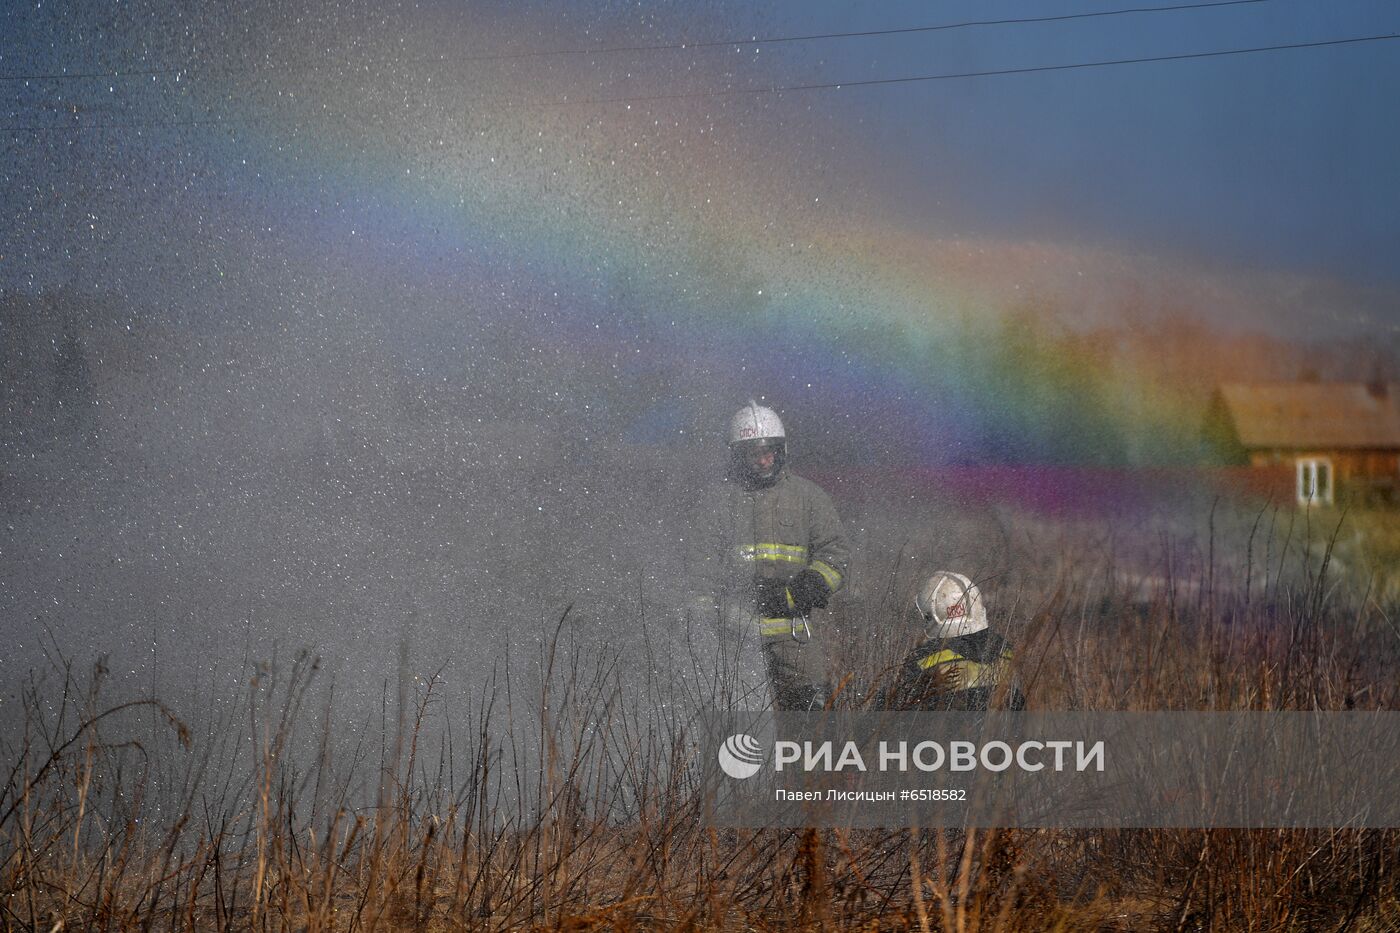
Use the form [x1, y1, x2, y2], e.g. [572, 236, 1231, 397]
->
[1296, 457, 1333, 506]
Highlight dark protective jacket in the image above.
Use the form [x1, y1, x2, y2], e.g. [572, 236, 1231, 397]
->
[886, 629, 1026, 711]
[692, 467, 849, 627]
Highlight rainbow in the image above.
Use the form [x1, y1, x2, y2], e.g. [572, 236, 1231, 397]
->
[156, 7, 1221, 480]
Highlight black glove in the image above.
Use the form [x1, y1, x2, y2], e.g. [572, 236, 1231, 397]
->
[754, 578, 795, 617]
[788, 568, 832, 612]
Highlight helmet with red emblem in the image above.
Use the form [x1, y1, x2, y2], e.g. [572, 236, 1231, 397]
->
[913, 570, 989, 638]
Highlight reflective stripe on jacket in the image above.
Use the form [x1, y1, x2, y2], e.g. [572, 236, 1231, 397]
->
[915, 646, 1014, 691]
[899, 628, 1025, 710]
[694, 468, 849, 599]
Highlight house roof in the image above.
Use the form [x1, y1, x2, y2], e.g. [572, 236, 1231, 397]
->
[1217, 383, 1400, 450]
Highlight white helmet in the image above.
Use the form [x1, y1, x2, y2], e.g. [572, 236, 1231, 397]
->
[728, 401, 785, 445]
[728, 401, 787, 485]
[913, 571, 989, 639]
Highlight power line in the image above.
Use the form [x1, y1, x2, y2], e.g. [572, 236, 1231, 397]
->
[2, 32, 1394, 132]
[555, 33, 1400, 106]
[0, 0, 1271, 82]
[543, 0, 1275, 55]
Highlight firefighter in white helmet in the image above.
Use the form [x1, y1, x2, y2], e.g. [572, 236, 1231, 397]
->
[885, 571, 1025, 711]
[689, 401, 849, 710]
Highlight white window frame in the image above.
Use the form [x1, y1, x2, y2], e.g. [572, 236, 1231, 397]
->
[1296, 457, 1333, 506]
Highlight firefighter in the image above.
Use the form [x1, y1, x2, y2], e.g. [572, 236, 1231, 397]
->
[688, 401, 849, 711]
[887, 570, 1025, 711]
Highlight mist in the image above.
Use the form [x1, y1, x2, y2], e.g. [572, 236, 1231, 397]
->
[1, 0, 1393, 838]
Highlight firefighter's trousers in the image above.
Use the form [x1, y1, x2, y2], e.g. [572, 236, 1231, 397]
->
[684, 596, 829, 711]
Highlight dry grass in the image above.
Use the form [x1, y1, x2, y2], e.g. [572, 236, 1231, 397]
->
[4, 506, 1400, 931]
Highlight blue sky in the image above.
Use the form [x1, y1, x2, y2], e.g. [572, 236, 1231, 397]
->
[787, 0, 1400, 287]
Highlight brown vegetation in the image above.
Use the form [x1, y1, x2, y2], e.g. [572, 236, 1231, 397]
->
[3, 511, 1399, 931]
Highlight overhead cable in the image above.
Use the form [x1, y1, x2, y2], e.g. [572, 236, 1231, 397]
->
[3, 32, 1394, 132]
[555, 33, 1400, 106]
[0, 0, 1272, 82]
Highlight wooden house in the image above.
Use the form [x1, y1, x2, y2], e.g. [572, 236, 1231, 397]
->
[1205, 382, 1400, 506]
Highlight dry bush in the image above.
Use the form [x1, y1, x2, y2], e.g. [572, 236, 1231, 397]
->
[4, 503, 1400, 931]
